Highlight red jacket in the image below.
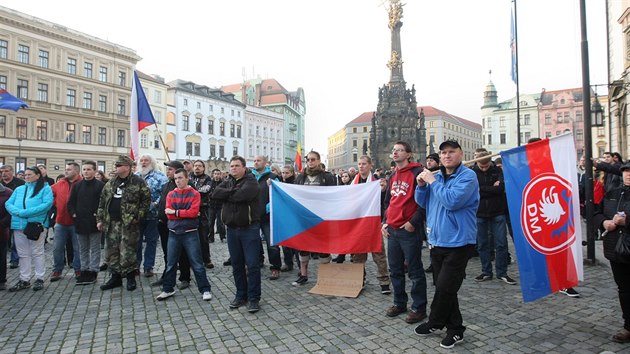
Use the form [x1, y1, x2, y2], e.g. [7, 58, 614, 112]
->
[385, 162, 424, 228]
[52, 176, 82, 225]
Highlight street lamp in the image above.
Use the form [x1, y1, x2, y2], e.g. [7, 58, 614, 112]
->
[591, 94, 604, 127]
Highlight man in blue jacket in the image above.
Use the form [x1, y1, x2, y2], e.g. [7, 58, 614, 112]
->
[413, 139, 479, 349]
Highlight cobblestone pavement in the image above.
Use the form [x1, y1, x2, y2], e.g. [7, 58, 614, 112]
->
[0, 233, 627, 354]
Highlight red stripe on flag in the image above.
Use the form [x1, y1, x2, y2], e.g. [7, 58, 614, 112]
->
[524, 140, 577, 293]
[278, 216, 382, 254]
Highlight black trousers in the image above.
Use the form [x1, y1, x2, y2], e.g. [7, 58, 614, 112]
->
[611, 260, 630, 330]
[0, 229, 7, 284]
[428, 244, 475, 334]
[199, 208, 211, 264]
[158, 221, 190, 281]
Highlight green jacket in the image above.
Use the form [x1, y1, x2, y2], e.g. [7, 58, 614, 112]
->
[96, 174, 150, 232]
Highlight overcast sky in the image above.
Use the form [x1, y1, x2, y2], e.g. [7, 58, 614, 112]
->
[3, 0, 608, 156]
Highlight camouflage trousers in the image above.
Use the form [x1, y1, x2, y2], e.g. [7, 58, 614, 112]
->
[105, 220, 140, 276]
[352, 236, 390, 286]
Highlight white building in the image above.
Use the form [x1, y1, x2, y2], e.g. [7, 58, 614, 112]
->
[137, 71, 168, 166]
[166, 80, 245, 166]
[244, 105, 284, 167]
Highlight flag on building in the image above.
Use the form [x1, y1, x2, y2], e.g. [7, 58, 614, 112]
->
[0, 89, 28, 111]
[510, 7, 517, 84]
[294, 143, 303, 173]
[270, 180, 381, 254]
[500, 134, 583, 302]
[130, 70, 156, 160]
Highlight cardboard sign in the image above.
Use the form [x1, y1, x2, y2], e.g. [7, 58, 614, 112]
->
[308, 263, 364, 298]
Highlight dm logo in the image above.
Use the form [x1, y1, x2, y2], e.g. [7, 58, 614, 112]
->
[521, 173, 575, 255]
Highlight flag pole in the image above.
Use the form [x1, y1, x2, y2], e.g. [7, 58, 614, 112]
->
[153, 122, 171, 162]
[512, 0, 522, 146]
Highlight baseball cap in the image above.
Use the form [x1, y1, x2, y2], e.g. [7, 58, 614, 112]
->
[620, 163, 630, 172]
[439, 139, 461, 150]
[164, 160, 185, 169]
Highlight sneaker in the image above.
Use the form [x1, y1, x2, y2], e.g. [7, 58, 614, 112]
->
[32, 279, 44, 291]
[202, 291, 212, 301]
[333, 255, 346, 264]
[498, 275, 517, 285]
[177, 281, 190, 290]
[99, 263, 108, 271]
[205, 262, 215, 269]
[9, 261, 18, 269]
[474, 273, 492, 282]
[414, 322, 439, 336]
[229, 298, 248, 309]
[156, 290, 176, 301]
[247, 300, 260, 313]
[144, 269, 155, 277]
[559, 288, 580, 297]
[425, 265, 433, 273]
[386, 305, 407, 317]
[223, 259, 232, 266]
[0, 283, 5, 291]
[291, 275, 308, 286]
[380, 285, 392, 294]
[440, 333, 464, 349]
[405, 310, 427, 324]
[269, 269, 280, 280]
[50, 271, 62, 282]
[76, 271, 91, 285]
[9, 280, 31, 292]
[75, 271, 81, 279]
[612, 328, 630, 343]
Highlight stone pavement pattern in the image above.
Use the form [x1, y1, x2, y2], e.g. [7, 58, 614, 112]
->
[0, 236, 627, 354]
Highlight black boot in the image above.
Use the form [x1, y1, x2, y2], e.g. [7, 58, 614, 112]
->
[100, 273, 122, 290]
[126, 272, 137, 291]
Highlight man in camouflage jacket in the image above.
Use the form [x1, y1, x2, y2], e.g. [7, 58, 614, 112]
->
[97, 155, 151, 291]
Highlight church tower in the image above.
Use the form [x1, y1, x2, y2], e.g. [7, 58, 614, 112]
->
[369, 0, 426, 169]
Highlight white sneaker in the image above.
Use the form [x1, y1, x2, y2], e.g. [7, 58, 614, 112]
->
[202, 291, 212, 301]
[156, 290, 175, 301]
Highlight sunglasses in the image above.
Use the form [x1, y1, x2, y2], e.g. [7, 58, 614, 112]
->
[306, 158, 318, 162]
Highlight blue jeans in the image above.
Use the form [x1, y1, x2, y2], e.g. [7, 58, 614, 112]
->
[10, 232, 18, 264]
[227, 223, 261, 301]
[476, 215, 508, 277]
[53, 224, 80, 272]
[387, 227, 427, 313]
[261, 219, 281, 270]
[163, 230, 210, 294]
[136, 218, 159, 271]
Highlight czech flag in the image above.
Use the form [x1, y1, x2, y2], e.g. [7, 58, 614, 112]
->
[501, 133, 583, 302]
[0, 89, 28, 111]
[270, 180, 382, 254]
[130, 70, 156, 160]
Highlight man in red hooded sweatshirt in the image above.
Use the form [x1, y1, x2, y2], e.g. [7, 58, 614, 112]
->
[382, 141, 428, 325]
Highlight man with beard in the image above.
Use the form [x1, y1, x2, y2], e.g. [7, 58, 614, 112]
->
[97, 155, 151, 291]
[189, 160, 214, 269]
[382, 141, 428, 325]
[135, 154, 167, 277]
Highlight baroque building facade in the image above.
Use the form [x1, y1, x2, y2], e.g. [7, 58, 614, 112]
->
[0, 5, 140, 173]
[244, 105, 284, 167]
[166, 80, 245, 170]
[329, 107, 481, 171]
[222, 78, 305, 166]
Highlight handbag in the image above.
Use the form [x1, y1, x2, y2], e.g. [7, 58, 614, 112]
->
[22, 190, 45, 241]
[23, 222, 44, 241]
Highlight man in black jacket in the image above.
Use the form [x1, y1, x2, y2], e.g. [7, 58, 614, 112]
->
[190, 160, 214, 269]
[471, 152, 516, 285]
[208, 169, 226, 243]
[211, 156, 261, 313]
[68, 161, 104, 285]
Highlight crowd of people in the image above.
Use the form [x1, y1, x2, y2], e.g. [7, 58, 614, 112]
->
[1, 138, 629, 349]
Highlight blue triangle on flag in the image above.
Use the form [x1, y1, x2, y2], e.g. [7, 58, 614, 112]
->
[271, 182, 323, 244]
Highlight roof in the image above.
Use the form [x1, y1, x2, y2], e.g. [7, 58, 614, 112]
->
[135, 70, 166, 85]
[260, 94, 287, 105]
[346, 106, 481, 130]
[167, 79, 245, 107]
